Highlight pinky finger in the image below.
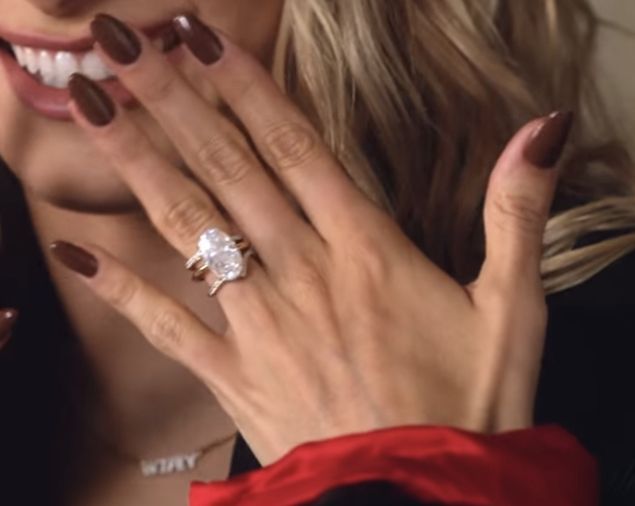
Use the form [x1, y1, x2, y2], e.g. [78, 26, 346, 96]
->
[48, 240, 232, 389]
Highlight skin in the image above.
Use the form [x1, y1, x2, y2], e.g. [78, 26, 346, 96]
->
[0, 1, 284, 505]
[69, 16, 559, 467]
[1, 1, 561, 505]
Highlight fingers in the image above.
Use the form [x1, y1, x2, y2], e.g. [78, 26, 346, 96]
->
[49, 240, 233, 387]
[173, 14, 381, 240]
[87, 14, 314, 264]
[68, 78, 263, 304]
[478, 111, 573, 291]
[0, 308, 18, 350]
[68, 75, 227, 262]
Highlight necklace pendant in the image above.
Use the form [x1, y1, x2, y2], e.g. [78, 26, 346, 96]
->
[140, 451, 202, 478]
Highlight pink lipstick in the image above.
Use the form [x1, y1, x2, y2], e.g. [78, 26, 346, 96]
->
[0, 19, 181, 121]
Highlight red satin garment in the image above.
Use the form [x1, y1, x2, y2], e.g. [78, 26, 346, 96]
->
[190, 425, 597, 506]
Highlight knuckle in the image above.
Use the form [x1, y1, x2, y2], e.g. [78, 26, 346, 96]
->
[195, 136, 253, 187]
[284, 257, 329, 304]
[101, 272, 139, 309]
[490, 295, 549, 340]
[147, 309, 184, 353]
[480, 276, 513, 309]
[230, 75, 259, 106]
[161, 197, 215, 244]
[225, 282, 278, 329]
[480, 275, 548, 324]
[263, 122, 319, 172]
[138, 72, 178, 104]
[293, 260, 325, 288]
[108, 128, 148, 167]
[491, 191, 546, 236]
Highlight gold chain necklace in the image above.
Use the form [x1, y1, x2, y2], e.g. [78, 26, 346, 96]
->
[98, 430, 239, 478]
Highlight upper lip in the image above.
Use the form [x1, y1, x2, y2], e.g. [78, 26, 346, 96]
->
[0, 16, 176, 52]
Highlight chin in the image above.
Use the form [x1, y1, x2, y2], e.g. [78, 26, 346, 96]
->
[16, 160, 143, 214]
[26, 182, 142, 214]
[1, 103, 183, 215]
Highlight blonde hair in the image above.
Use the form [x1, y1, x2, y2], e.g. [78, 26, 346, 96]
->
[277, 0, 635, 294]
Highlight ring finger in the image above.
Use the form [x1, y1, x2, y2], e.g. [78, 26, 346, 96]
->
[87, 14, 320, 270]
[67, 75, 268, 299]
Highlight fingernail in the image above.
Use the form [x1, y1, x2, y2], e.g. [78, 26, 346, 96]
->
[91, 13, 141, 65]
[68, 73, 116, 126]
[0, 308, 18, 346]
[173, 14, 223, 65]
[524, 111, 574, 169]
[156, 23, 181, 53]
[50, 241, 99, 278]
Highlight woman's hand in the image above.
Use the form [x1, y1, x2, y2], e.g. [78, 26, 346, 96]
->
[54, 13, 572, 465]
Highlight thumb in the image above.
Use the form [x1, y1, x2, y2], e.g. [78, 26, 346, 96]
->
[479, 111, 573, 291]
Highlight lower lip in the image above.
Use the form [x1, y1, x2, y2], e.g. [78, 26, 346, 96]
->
[0, 46, 183, 121]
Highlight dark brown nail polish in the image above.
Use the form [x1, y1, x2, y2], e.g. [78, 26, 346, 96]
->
[50, 241, 99, 278]
[91, 13, 141, 65]
[156, 24, 181, 53]
[68, 73, 116, 126]
[524, 111, 574, 169]
[173, 14, 223, 65]
[0, 308, 18, 345]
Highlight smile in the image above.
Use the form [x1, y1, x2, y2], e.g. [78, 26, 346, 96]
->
[0, 19, 182, 120]
[6, 34, 176, 89]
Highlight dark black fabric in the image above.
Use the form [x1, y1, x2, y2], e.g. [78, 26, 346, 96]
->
[228, 432, 261, 477]
[536, 231, 635, 506]
[305, 481, 434, 506]
[0, 160, 92, 505]
[228, 236, 635, 505]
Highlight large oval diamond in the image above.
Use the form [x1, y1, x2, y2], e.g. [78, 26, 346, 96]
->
[198, 228, 244, 280]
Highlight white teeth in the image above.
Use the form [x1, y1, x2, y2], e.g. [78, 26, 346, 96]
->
[24, 48, 37, 74]
[38, 50, 55, 87]
[54, 51, 79, 88]
[14, 46, 25, 66]
[80, 51, 112, 81]
[9, 43, 116, 88]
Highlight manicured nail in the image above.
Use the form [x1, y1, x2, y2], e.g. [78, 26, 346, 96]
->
[68, 73, 116, 126]
[0, 308, 18, 347]
[524, 111, 574, 169]
[173, 14, 223, 65]
[50, 241, 99, 278]
[91, 13, 141, 65]
[156, 23, 181, 53]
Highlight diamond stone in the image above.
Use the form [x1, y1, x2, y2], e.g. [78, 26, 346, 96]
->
[198, 228, 244, 280]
